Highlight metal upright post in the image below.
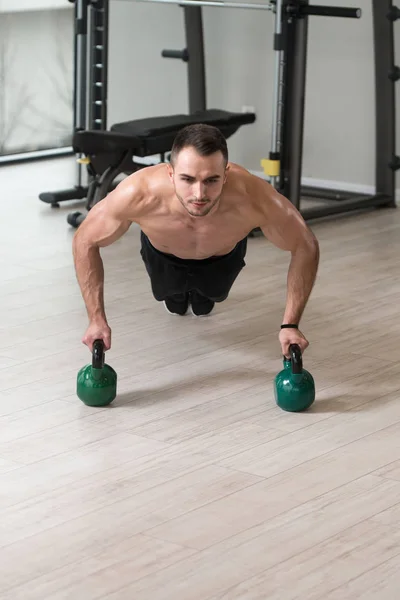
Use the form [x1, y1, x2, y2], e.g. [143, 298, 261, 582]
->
[88, 0, 109, 130]
[38, 0, 89, 206]
[184, 6, 207, 113]
[75, 0, 90, 188]
[372, 0, 397, 206]
[74, 0, 89, 131]
[279, 0, 309, 210]
[261, 0, 285, 188]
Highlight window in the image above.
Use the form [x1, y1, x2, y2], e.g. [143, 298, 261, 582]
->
[0, 3, 73, 158]
[0, 1, 68, 12]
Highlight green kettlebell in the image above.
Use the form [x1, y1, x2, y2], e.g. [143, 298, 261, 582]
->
[274, 343, 315, 412]
[77, 339, 117, 407]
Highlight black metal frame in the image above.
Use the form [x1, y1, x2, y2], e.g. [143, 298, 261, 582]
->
[373, 0, 397, 204]
[88, 0, 109, 130]
[148, 0, 400, 221]
[39, 1, 210, 207]
[277, 0, 398, 220]
[38, 0, 398, 219]
[185, 7, 207, 112]
[279, 0, 309, 211]
[39, 0, 109, 207]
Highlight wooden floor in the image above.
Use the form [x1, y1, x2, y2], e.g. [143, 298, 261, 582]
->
[1, 158, 400, 599]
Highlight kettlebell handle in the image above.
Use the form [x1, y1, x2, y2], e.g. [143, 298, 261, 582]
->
[92, 339, 105, 369]
[289, 343, 303, 374]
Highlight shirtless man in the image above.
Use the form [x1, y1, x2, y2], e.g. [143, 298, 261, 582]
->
[72, 123, 320, 358]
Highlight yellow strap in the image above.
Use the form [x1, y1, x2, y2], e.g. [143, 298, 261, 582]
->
[261, 158, 280, 177]
[77, 157, 90, 164]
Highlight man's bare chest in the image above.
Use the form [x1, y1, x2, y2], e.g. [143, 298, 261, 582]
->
[139, 213, 251, 259]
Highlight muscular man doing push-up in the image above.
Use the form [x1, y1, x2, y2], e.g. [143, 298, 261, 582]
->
[72, 124, 320, 358]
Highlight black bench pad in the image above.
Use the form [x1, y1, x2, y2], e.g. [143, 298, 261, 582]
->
[73, 109, 256, 157]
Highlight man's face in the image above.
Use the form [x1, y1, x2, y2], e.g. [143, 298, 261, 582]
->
[168, 147, 228, 217]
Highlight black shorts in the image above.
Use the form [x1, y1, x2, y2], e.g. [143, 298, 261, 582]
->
[140, 230, 247, 302]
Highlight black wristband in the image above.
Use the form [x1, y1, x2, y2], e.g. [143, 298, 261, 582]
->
[281, 324, 298, 329]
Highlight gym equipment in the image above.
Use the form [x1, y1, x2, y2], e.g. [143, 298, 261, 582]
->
[39, 0, 256, 226]
[261, 0, 399, 219]
[274, 344, 315, 412]
[77, 339, 117, 407]
[38, 0, 398, 224]
[120, 0, 274, 8]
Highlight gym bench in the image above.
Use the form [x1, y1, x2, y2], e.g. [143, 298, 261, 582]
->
[65, 109, 256, 228]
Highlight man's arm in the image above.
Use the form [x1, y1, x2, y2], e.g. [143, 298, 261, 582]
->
[72, 178, 140, 349]
[257, 179, 320, 353]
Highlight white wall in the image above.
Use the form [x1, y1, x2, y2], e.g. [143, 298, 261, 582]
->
[302, 0, 376, 185]
[108, 0, 399, 193]
[108, 3, 189, 122]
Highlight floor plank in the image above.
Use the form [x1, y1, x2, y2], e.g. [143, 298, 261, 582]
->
[209, 519, 400, 600]
[98, 475, 400, 599]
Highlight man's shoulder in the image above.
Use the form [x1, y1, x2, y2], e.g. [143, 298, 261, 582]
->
[228, 162, 268, 184]
[124, 162, 167, 189]
[114, 163, 169, 220]
[227, 162, 274, 201]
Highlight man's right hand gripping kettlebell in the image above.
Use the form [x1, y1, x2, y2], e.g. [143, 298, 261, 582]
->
[82, 319, 112, 352]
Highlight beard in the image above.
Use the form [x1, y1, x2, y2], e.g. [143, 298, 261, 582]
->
[176, 192, 221, 217]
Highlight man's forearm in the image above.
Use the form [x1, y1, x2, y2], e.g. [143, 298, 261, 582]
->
[282, 239, 319, 325]
[73, 239, 107, 323]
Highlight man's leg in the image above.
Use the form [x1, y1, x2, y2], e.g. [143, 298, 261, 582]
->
[189, 237, 248, 316]
[139, 231, 189, 315]
[163, 292, 189, 316]
[189, 290, 216, 317]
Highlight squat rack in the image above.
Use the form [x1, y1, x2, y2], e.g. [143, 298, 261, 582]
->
[274, 0, 399, 219]
[39, 0, 399, 220]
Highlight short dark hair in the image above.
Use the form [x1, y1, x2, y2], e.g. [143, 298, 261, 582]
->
[170, 123, 228, 166]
